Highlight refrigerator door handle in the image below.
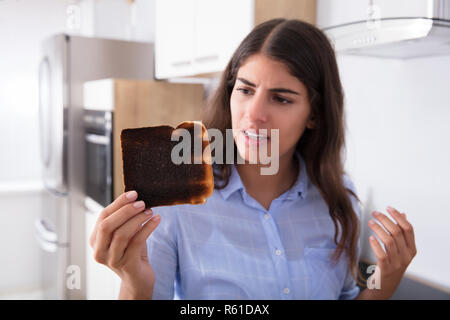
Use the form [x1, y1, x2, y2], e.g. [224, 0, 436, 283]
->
[38, 57, 52, 168]
[44, 183, 69, 197]
[34, 218, 58, 244]
[35, 233, 58, 253]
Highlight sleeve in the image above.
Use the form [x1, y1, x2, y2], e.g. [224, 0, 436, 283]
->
[146, 205, 179, 300]
[338, 175, 362, 300]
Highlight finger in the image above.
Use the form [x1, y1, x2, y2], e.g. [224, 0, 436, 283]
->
[386, 206, 416, 252]
[108, 209, 155, 268]
[401, 213, 417, 257]
[89, 191, 138, 248]
[93, 201, 146, 262]
[372, 211, 409, 260]
[369, 235, 389, 269]
[368, 219, 399, 262]
[123, 214, 161, 262]
[102, 200, 147, 233]
[101, 191, 138, 219]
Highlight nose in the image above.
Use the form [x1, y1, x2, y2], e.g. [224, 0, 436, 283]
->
[245, 91, 268, 123]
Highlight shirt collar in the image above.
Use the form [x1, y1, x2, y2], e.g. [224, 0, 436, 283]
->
[217, 163, 244, 200]
[285, 150, 308, 200]
[218, 150, 309, 201]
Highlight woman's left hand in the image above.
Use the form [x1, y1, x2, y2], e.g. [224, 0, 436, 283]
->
[367, 206, 417, 299]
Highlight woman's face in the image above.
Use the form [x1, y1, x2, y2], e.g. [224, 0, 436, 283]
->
[230, 53, 314, 165]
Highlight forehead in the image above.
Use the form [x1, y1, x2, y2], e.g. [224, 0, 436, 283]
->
[236, 53, 304, 90]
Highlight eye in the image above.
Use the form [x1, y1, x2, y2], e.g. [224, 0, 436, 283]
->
[274, 96, 291, 104]
[236, 87, 252, 95]
[236, 88, 292, 104]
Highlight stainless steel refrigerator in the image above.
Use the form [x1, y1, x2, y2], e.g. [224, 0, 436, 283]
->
[37, 34, 154, 299]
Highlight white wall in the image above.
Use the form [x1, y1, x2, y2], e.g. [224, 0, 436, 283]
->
[340, 54, 450, 291]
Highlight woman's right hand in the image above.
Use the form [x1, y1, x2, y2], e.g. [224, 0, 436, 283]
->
[89, 190, 161, 299]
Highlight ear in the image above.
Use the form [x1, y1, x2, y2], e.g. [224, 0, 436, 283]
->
[306, 115, 315, 129]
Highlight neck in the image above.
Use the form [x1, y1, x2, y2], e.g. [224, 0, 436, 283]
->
[235, 150, 299, 208]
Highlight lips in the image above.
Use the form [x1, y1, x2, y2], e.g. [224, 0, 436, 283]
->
[242, 129, 270, 141]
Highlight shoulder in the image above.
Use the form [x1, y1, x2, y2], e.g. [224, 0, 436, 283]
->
[304, 172, 359, 200]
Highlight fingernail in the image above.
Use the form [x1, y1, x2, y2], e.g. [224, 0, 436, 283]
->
[373, 211, 380, 217]
[387, 206, 394, 211]
[370, 236, 375, 241]
[402, 213, 407, 218]
[144, 209, 153, 215]
[126, 190, 137, 200]
[133, 200, 145, 208]
[368, 220, 375, 225]
[153, 214, 160, 221]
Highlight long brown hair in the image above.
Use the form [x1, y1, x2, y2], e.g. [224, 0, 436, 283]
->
[203, 19, 365, 287]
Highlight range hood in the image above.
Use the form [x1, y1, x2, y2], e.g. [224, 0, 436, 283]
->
[317, 0, 450, 59]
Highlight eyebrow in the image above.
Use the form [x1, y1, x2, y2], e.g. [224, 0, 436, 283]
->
[237, 77, 300, 95]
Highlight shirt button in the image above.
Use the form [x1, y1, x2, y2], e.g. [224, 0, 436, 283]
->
[283, 288, 290, 294]
[264, 214, 270, 220]
[275, 249, 282, 256]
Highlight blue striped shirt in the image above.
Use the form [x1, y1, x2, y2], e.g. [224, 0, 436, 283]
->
[147, 152, 361, 299]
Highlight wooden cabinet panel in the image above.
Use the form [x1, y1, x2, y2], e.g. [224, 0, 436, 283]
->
[254, 0, 317, 26]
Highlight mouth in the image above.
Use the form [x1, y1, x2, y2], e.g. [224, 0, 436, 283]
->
[242, 129, 270, 141]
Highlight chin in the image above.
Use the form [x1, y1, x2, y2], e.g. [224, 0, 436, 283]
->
[235, 136, 277, 165]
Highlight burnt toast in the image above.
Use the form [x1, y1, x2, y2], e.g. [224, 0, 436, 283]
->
[120, 121, 213, 208]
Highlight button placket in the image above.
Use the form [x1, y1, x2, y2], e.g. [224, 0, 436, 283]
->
[259, 203, 293, 299]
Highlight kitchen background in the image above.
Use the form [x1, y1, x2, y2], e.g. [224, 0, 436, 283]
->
[0, 0, 449, 300]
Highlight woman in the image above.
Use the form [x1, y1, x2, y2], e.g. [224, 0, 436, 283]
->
[89, 19, 417, 300]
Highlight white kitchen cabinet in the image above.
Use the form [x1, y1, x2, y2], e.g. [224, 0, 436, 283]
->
[192, 0, 254, 76]
[155, 0, 317, 79]
[155, 0, 253, 79]
[155, 0, 196, 78]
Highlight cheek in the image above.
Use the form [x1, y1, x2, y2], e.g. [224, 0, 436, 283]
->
[277, 110, 310, 149]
